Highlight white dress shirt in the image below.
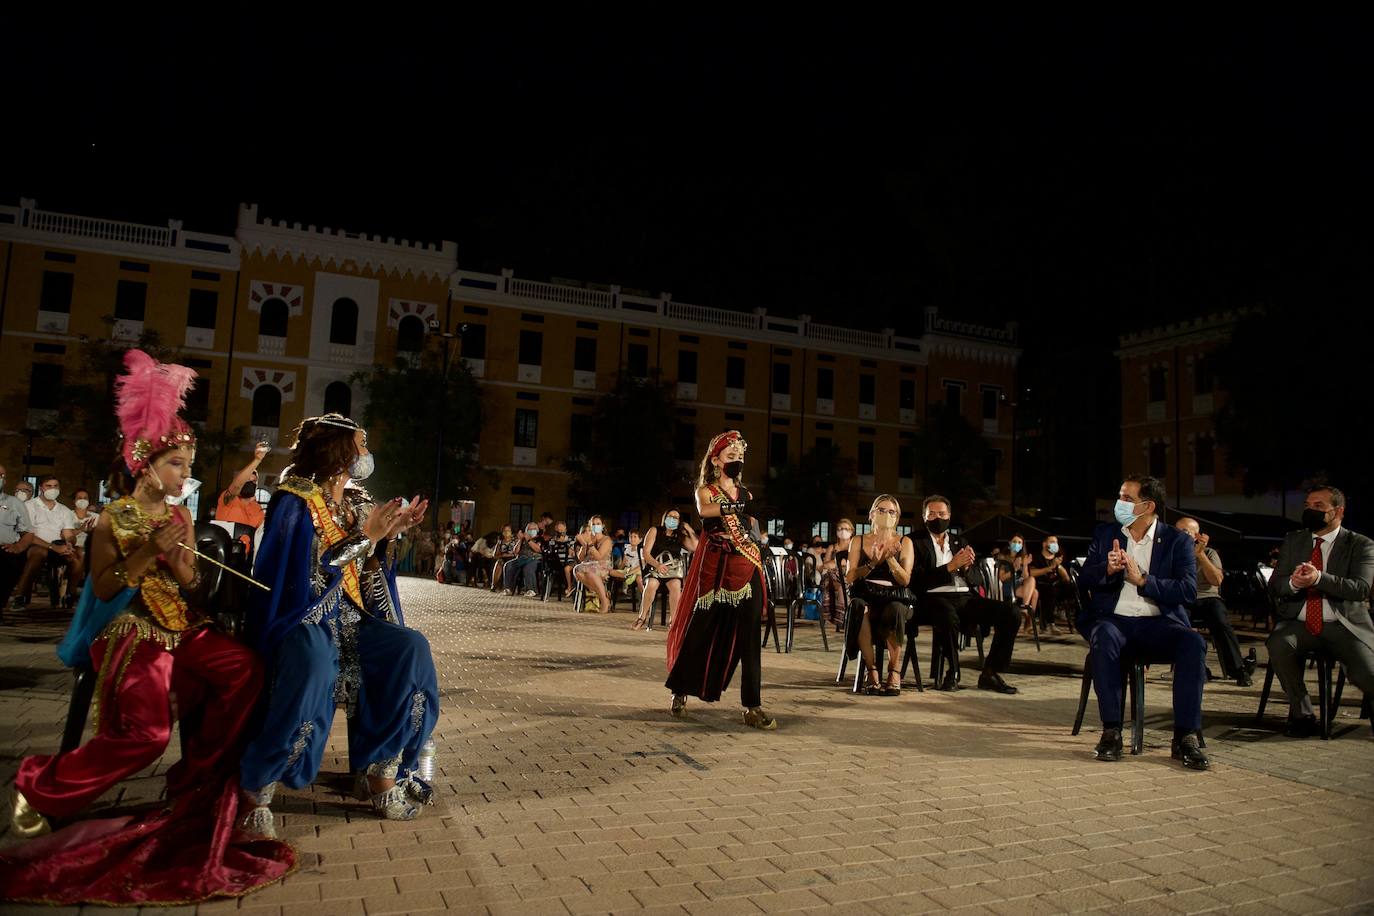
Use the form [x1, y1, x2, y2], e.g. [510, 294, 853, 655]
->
[1113, 520, 1161, 618]
[27, 498, 78, 544]
[1290, 527, 1340, 622]
[928, 534, 970, 593]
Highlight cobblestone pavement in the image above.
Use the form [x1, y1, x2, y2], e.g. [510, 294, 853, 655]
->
[2, 579, 1372, 915]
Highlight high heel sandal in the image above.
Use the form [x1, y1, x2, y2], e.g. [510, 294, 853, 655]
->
[864, 669, 882, 695]
[671, 694, 688, 717]
[882, 669, 902, 696]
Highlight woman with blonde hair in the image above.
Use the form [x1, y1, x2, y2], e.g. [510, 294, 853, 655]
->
[573, 514, 613, 612]
[846, 495, 915, 695]
[664, 431, 776, 728]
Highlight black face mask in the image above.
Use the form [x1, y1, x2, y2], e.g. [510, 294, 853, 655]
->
[240, 481, 257, 499]
[723, 460, 744, 479]
[1302, 508, 1331, 532]
[924, 517, 950, 535]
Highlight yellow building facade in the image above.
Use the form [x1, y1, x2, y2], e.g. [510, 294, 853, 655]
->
[0, 198, 1020, 535]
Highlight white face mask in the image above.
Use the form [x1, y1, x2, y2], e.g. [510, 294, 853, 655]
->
[75, 499, 90, 510]
[165, 477, 201, 507]
[43, 488, 61, 501]
[17, 491, 30, 502]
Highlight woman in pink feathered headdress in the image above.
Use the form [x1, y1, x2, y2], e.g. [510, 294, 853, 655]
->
[2, 350, 294, 906]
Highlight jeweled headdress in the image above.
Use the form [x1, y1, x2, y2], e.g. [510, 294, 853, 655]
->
[114, 349, 198, 474]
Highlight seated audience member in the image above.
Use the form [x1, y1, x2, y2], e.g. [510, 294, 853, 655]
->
[1176, 517, 1256, 686]
[819, 519, 854, 632]
[635, 509, 697, 630]
[846, 495, 915, 696]
[1266, 485, 1374, 738]
[0, 462, 34, 616]
[609, 529, 643, 591]
[543, 521, 575, 597]
[1078, 475, 1208, 769]
[573, 515, 614, 612]
[491, 525, 517, 591]
[503, 522, 544, 597]
[911, 495, 1020, 694]
[469, 531, 495, 587]
[14, 475, 82, 610]
[1029, 534, 1073, 633]
[1005, 534, 1038, 627]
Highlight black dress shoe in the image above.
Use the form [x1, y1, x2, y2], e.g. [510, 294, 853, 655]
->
[939, 670, 959, 691]
[1235, 672, 1253, 688]
[1172, 734, 1211, 770]
[977, 671, 1018, 694]
[1094, 728, 1123, 761]
[1285, 715, 1319, 738]
[1242, 649, 1258, 677]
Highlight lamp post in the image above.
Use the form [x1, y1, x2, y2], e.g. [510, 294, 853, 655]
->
[428, 320, 465, 534]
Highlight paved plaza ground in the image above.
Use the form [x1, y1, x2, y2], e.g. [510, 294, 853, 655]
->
[2, 577, 1373, 915]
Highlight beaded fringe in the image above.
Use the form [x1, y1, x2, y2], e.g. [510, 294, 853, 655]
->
[694, 582, 753, 612]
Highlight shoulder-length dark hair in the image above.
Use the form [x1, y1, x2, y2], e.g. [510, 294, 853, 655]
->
[286, 414, 359, 482]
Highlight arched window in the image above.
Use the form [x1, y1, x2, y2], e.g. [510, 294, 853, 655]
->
[258, 298, 289, 337]
[251, 385, 282, 428]
[396, 314, 425, 353]
[323, 381, 353, 417]
[330, 297, 358, 346]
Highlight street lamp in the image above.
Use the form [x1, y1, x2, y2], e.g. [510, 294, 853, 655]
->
[428, 319, 465, 534]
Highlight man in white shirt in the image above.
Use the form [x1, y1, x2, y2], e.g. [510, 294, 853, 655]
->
[1077, 475, 1207, 769]
[1266, 486, 1374, 738]
[13, 475, 82, 610]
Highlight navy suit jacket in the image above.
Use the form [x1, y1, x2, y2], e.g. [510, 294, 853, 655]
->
[1076, 520, 1197, 630]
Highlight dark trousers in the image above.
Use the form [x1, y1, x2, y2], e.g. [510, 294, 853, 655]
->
[925, 593, 1020, 673]
[1266, 618, 1374, 720]
[1188, 597, 1245, 678]
[0, 548, 26, 607]
[1082, 615, 1206, 730]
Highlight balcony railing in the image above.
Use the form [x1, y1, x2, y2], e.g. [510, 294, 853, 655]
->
[29, 210, 172, 247]
[509, 278, 614, 310]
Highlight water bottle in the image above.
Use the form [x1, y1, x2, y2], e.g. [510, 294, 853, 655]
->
[418, 738, 436, 781]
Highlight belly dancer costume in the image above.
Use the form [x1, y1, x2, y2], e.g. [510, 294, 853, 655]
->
[2, 349, 293, 906]
[664, 484, 767, 706]
[238, 473, 439, 822]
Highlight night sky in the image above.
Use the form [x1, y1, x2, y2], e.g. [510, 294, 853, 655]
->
[5, 14, 1370, 511]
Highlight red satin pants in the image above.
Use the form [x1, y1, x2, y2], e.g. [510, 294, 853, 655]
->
[17, 625, 263, 818]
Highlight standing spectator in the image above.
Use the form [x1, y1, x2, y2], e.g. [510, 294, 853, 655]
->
[0, 463, 34, 617]
[217, 443, 270, 558]
[469, 531, 496, 588]
[13, 475, 82, 610]
[1177, 518, 1256, 686]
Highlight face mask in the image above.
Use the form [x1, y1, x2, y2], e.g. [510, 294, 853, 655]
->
[723, 460, 744, 479]
[526, 528, 538, 537]
[1047, 543, 1059, 555]
[591, 524, 604, 535]
[240, 481, 257, 499]
[349, 453, 374, 481]
[75, 499, 90, 510]
[1113, 499, 1140, 528]
[43, 488, 60, 501]
[17, 491, 30, 502]
[664, 517, 679, 530]
[837, 530, 852, 539]
[1009, 542, 1023, 554]
[165, 477, 201, 507]
[924, 517, 949, 535]
[1302, 508, 1331, 532]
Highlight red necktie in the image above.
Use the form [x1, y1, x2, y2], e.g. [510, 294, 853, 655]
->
[1305, 538, 1324, 635]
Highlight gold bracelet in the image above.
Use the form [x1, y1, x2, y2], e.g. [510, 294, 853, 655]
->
[111, 561, 142, 588]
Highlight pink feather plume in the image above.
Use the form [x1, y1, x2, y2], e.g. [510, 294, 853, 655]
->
[114, 349, 198, 470]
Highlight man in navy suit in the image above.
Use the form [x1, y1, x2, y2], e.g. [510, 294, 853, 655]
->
[1077, 475, 1208, 769]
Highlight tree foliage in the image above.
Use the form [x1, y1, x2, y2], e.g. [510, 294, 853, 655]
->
[563, 372, 680, 521]
[352, 350, 487, 520]
[763, 442, 856, 541]
[910, 404, 995, 520]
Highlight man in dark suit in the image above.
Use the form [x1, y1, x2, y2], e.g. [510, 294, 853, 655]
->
[1077, 475, 1207, 769]
[911, 495, 1020, 693]
[1266, 485, 1374, 737]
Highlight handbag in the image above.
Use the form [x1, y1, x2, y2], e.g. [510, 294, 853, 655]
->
[850, 579, 915, 605]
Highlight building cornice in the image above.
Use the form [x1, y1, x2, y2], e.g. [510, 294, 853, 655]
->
[236, 204, 457, 282]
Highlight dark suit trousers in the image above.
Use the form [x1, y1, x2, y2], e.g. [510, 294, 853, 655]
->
[1082, 615, 1206, 730]
[1266, 618, 1374, 720]
[925, 593, 1019, 673]
[0, 548, 25, 607]
[1188, 598, 1245, 678]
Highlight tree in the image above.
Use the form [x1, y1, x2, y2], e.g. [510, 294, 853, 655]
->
[352, 349, 487, 523]
[563, 372, 679, 522]
[763, 442, 856, 542]
[910, 405, 996, 520]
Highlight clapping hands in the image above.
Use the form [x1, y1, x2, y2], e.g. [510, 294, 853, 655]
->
[1291, 562, 1321, 589]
